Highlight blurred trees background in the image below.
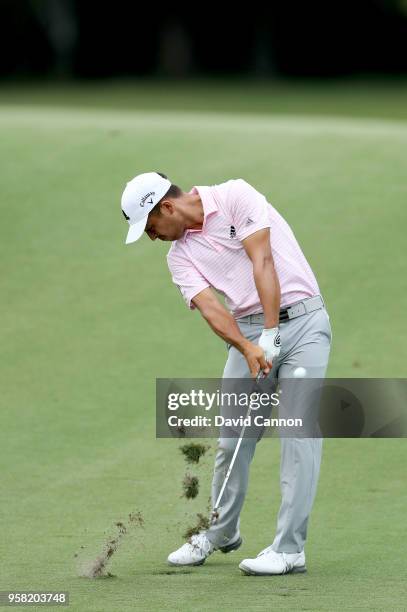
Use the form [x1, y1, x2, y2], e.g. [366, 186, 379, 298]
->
[0, 0, 406, 79]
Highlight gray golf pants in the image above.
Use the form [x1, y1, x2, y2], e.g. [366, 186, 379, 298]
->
[206, 306, 332, 553]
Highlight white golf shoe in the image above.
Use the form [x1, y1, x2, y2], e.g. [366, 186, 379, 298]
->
[239, 546, 306, 575]
[167, 532, 242, 567]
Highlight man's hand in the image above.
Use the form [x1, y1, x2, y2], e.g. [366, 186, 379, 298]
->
[258, 327, 281, 369]
[242, 341, 271, 378]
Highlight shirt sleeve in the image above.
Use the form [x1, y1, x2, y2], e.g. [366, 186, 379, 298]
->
[229, 179, 272, 241]
[167, 249, 210, 310]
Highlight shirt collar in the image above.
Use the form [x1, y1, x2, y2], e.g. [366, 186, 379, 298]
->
[182, 186, 218, 241]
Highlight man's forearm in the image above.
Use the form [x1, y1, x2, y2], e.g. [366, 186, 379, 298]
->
[192, 287, 270, 377]
[198, 299, 251, 354]
[252, 256, 281, 328]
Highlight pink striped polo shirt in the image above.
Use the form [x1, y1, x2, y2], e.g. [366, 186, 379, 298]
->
[166, 179, 320, 318]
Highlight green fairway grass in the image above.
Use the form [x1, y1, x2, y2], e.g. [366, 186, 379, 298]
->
[1, 77, 407, 121]
[0, 93, 406, 610]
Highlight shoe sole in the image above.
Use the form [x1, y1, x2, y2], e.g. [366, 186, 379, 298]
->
[239, 562, 307, 576]
[168, 558, 206, 567]
[219, 537, 243, 554]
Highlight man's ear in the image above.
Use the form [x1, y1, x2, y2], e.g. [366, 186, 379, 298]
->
[160, 199, 175, 215]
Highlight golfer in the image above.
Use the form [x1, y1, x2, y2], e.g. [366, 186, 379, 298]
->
[121, 171, 332, 575]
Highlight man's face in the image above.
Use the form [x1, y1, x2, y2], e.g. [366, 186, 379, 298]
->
[145, 204, 184, 241]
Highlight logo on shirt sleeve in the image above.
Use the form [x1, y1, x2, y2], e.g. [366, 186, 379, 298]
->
[246, 217, 254, 226]
[229, 225, 236, 239]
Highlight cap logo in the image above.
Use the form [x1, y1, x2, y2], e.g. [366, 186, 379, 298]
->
[140, 191, 155, 208]
[122, 209, 130, 221]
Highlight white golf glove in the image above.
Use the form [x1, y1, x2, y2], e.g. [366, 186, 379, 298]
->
[258, 327, 281, 365]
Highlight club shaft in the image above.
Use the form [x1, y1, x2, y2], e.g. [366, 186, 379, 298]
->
[213, 371, 265, 513]
[214, 406, 252, 510]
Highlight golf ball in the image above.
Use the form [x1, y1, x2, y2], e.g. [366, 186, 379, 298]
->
[293, 367, 307, 378]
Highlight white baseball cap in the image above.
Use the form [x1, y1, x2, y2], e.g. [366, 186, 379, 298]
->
[121, 172, 172, 244]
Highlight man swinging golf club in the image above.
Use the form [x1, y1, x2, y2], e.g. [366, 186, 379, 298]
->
[120, 171, 332, 575]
